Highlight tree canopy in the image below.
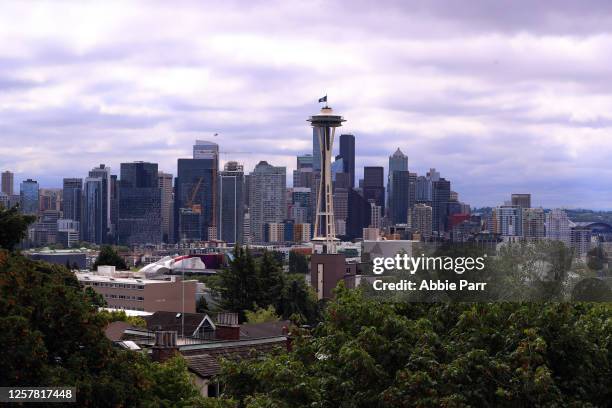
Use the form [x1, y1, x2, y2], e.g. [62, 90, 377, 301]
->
[91, 245, 128, 271]
[0, 205, 36, 251]
[215, 286, 612, 407]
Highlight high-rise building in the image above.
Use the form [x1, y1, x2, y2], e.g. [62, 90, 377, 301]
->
[118, 162, 162, 245]
[363, 166, 385, 214]
[193, 140, 219, 161]
[511, 194, 531, 210]
[389, 170, 416, 225]
[522, 208, 545, 241]
[291, 187, 312, 224]
[410, 203, 433, 241]
[346, 188, 371, 240]
[545, 209, 571, 247]
[369, 202, 382, 229]
[293, 154, 313, 188]
[109, 174, 118, 242]
[339, 134, 355, 188]
[20, 179, 39, 215]
[38, 188, 62, 212]
[158, 171, 173, 243]
[57, 219, 80, 248]
[248, 161, 286, 243]
[495, 205, 522, 237]
[1, 171, 14, 196]
[88, 164, 111, 243]
[63, 178, 83, 224]
[175, 152, 218, 242]
[83, 177, 104, 244]
[432, 178, 450, 234]
[387, 148, 408, 212]
[415, 176, 430, 202]
[312, 129, 321, 173]
[218, 161, 245, 244]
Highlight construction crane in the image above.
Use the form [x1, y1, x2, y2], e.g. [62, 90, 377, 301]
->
[187, 177, 203, 214]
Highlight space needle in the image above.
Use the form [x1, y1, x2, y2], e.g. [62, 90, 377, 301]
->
[308, 96, 345, 254]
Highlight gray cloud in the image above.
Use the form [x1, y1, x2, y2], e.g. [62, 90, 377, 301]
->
[1, 1, 612, 208]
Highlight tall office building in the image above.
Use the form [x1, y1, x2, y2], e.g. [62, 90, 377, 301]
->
[218, 161, 245, 244]
[109, 174, 118, 242]
[83, 177, 104, 244]
[1, 171, 14, 195]
[312, 128, 321, 173]
[293, 154, 313, 188]
[158, 171, 173, 243]
[522, 208, 545, 241]
[20, 179, 39, 215]
[62, 178, 82, 224]
[346, 188, 371, 240]
[363, 166, 385, 214]
[545, 209, 571, 247]
[248, 161, 286, 243]
[291, 187, 312, 224]
[415, 176, 430, 202]
[118, 162, 162, 245]
[511, 194, 531, 210]
[175, 155, 217, 242]
[432, 178, 451, 234]
[193, 140, 219, 161]
[38, 188, 62, 212]
[339, 134, 355, 188]
[410, 203, 433, 241]
[387, 148, 408, 213]
[88, 164, 111, 243]
[389, 170, 416, 225]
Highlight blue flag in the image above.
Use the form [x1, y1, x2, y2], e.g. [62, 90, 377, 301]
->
[318, 95, 327, 103]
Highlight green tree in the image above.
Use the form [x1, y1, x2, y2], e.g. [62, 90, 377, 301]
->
[257, 250, 285, 308]
[288, 251, 309, 274]
[216, 287, 612, 407]
[277, 274, 319, 323]
[0, 205, 36, 251]
[212, 246, 260, 321]
[92, 245, 128, 271]
[245, 305, 279, 324]
[140, 356, 204, 408]
[196, 296, 210, 314]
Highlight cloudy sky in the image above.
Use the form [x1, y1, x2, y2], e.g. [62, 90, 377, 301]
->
[2, 0, 612, 208]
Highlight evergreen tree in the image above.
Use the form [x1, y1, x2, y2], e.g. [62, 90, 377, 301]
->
[91, 245, 128, 271]
[257, 250, 285, 308]
[288, 251, 310, 274]
[0, 205, 36, 251]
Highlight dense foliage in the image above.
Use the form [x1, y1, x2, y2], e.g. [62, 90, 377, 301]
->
[0, 205, 36, 250]
[91, 245, 128, 271]
[215, 287, 611, 407]
[288, 251, 310, 274]
[210, 246, 319, 323]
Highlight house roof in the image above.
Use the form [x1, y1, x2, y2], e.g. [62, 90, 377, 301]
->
[145, 311, 214, 336]
[104, 321, 135, 342]
[182, 336, 288, 378]
[239, 320, 290, 339]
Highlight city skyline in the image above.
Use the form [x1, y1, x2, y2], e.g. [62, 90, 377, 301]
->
[3, 1, 612, 208]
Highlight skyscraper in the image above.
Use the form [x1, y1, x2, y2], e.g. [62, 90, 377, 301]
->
[339, 134, 355, 188]
[20, 179, 39, 215]
[88, 164, 111, 243]
[312, 128, 321, 173]
[175, 157, 217, 242]
[511, 194, 531, 209]
[1, 171, 14, 195]
[193, 140, 219, 161]
[118, 162, 162, 245]
[432, 177, 451, 234]
[248, 161, 286, 243]
[83, 177, 104, 244]
[62, 178, 82, 224]
[293, 154, 314, 188]
[218, 161, 245, 244]
[390, 170, 416, 224]
[387, 148, 408, 214]
[363, 166, 385, 214]
[158, 171, 173, 243]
